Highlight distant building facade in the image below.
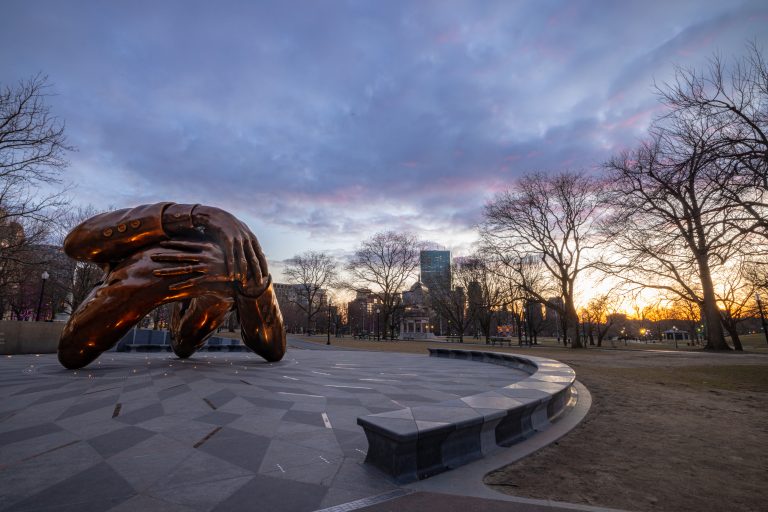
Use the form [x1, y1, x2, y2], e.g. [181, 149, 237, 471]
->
[400, 281, 434, 339]
[420, 250, 451, 293]
[347, 289, 378, 335]
[420, 250, 451, 334]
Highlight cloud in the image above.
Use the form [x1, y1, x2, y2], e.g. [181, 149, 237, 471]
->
[1, 0, 766, 266]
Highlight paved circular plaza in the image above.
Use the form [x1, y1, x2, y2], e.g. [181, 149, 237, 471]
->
[0, 339, 533, 512]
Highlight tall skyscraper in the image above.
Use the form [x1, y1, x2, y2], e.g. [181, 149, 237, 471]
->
[420, 250, 451, 293]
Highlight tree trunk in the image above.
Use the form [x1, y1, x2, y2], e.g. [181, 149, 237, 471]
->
[731, 330, 743, 352]
[697, 256, 729, 350]
[722, 318, 743, 351]
[559, 316, 568, 345]
[565, 301, 582, 348]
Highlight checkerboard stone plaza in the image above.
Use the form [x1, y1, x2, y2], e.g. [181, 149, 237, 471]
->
[0, 339, 577, 512]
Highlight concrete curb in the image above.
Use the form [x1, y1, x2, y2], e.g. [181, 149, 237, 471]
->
[357, 349, 576, 483]
[405, 380, 630, 511]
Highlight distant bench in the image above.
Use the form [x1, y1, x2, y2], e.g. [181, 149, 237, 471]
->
[490, 336, 512, 347]
[356, 348, 575, 483]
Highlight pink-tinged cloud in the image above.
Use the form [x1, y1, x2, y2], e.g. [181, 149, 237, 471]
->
[1, 0, 763, 256]
[435, 27, 461, 45]
[546, 3, 580, 27]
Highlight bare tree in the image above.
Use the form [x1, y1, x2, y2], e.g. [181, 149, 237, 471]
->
[503, 259, 554, 346]
[1, 74, 71, 184]
[716, 258, 760, 351]
[658, 43, 768, 240]
[743, 259, 768, 291]
[48, 205, 108, 315]
[346, 231, 419, 340]
[672, 298, 703, 345]
[641, 301, 672, 342]
[583, 293, 622, 347]
[466, 254, 515, 343]
[603, 107, 745, 350]
[0, 75, 72, 312]
[480, 171, 606, 348]
[283, 251, 338, 333]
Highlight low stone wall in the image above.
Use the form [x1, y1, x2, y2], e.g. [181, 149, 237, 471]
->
[0, 321, 64, 355]
[357, 349, 576, 483]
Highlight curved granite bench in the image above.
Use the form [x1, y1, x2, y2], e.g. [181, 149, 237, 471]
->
[356, 348, 576, 483]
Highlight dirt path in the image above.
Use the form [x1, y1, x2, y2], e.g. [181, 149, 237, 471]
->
[485, 355, 768, 512]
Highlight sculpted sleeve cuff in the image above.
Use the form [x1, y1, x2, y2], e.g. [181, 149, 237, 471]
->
[63, 202, 172, 263]
[162, 203, 198, 234]
[236, 275, 286, 362]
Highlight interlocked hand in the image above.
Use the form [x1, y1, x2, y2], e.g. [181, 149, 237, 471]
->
[58, 202, 285, 370]
[191, 206, 269, 288]
[150, 240, 231, 292]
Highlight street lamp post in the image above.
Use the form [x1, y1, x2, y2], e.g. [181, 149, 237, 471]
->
[376, 308, 381, 341]
[522, 302, 529, 347]
[326, 300, 332, 345]
[35, 271, 50, 321]
[756, 293, 768, 346]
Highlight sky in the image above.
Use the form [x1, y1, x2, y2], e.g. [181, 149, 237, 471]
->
[2, 0, 767, 282]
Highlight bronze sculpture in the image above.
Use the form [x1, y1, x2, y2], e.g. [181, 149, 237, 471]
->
[58, 203, 286, 369]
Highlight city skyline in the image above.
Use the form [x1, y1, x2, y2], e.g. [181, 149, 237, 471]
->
[1, 0, 767, 275]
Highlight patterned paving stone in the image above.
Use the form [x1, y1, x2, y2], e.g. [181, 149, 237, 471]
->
[87, 425, 157, 458]
[195, 411, 241, 426]
[4, 462, 135, 512]
[0, 338, 529, 512]
[0, 423, 62, 446]
[211, 474, 328, 512]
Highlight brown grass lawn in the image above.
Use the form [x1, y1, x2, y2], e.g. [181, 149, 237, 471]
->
[296, 334, 768, 512]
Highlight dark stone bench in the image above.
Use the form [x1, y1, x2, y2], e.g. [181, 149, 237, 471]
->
[114, 329, 246, 353]
[356, 349, 575, 483]
[205, 337, 246, 351]
[123, 329, 171, 352]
